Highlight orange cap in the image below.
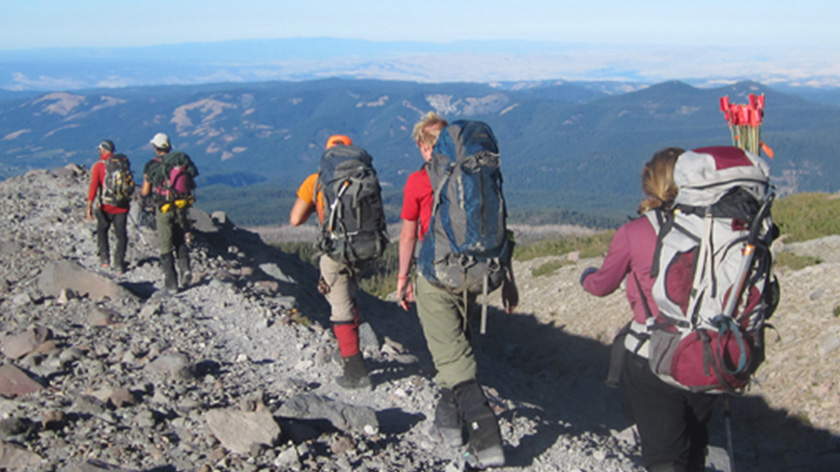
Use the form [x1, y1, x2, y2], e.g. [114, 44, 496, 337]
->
[326, 134, 353, 149]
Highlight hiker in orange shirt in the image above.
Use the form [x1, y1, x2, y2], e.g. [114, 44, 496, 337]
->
[289, 134, 372, 390]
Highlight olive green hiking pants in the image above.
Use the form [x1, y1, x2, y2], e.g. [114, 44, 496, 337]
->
[155, 207, 190, 255]
[415, 275, 477, 389]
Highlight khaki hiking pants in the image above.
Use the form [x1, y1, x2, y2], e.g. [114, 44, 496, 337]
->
[319, 254, 361, 324]
[415, 275, 477, 389]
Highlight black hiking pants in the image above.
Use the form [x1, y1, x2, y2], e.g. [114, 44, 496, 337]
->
[96, 208, 128, 271]
[623, 350, 717, 472]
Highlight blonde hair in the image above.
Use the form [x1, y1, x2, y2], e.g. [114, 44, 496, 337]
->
[638, 147, 684, 214]
[412, 112, 448, 148]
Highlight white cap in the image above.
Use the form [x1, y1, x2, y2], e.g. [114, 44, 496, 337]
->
[150, 132, 171, 149]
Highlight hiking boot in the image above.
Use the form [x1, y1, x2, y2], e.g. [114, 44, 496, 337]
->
[432, 388, 464, 447]
[176, 245, 192, 288]
[454, 380, 505, 469]
[335, 353, 372, 391]
[160, 253, 178, 291]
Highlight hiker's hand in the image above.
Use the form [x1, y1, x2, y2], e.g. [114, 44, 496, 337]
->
[580, 266, 598, 285]
[397, 276, 414, 311]
[502, 279, 518, 314]
[85, 204, 94, 221]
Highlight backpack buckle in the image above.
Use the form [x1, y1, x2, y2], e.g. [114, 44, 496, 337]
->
[174, 196, 194, 209]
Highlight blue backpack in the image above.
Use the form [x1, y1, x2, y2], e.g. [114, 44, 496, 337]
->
[418, 120, 511, 301]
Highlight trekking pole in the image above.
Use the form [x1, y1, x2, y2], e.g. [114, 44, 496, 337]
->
[720, 193, 775, 320]
[724, 395, 737, 472]
[127, 204, 148, 247]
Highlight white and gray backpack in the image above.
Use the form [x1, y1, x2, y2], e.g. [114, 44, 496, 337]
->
[642, 146, 778, 393]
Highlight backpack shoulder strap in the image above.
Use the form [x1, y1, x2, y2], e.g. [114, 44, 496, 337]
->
[648, 208, 673, 278]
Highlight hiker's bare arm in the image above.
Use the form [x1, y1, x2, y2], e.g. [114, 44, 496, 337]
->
[140, 175, 151, 198]
[289, 197, 315, 226]
[397, 219, 418, 311]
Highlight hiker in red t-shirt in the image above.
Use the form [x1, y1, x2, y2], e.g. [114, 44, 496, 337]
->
[86, 139, 129, 273]
[397, 112, 517, 468]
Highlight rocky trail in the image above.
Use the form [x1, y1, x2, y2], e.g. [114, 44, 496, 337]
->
[0, 166, 838, 471]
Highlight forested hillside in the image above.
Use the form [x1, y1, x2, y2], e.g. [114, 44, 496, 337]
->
[1, 78, 838, 226]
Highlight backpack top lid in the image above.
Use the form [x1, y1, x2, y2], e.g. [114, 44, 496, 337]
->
[319, 144, 373, 179]
[674, 146, 770, 208]
[433, 120, 499, 163]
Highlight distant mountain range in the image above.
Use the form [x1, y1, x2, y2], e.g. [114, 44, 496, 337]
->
[3, 38, 840, 93]
[1, 77, 838, 226]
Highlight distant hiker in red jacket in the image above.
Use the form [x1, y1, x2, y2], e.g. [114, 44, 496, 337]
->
[581, 148, 717, 472]
[86, 139, 129, 274]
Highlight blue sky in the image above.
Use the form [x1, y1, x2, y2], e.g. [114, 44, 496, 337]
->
[1, 0, 837, 51]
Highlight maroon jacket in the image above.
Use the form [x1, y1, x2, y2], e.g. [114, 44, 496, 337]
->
[581, 214, 660, 324]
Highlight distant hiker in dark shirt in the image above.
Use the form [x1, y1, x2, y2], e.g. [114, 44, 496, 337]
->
[289, 134, 373, 390]
[140, 132, 192, 292]
[86, 139, 129, 274]
[581, 148, 717, 472]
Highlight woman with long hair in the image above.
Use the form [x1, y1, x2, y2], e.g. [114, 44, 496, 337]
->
[581, 147, 717, 472]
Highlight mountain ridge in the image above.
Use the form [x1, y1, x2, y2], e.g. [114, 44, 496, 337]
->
[1, 78, 839, 226]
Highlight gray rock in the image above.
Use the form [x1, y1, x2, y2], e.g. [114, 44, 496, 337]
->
[37, 260, 137, 301]
[146, 351, 192, 379]
[0, 326, 50, 360]
[0, 417, 34, 440]
[358, 322, 380, 352]
[0, 364, 42, 398]
[276, 393, 379, 434]
[189, 208, 218, 234]
[204, 407, 281, 455]
[273, 445, 302, 470]
[59, 459, 140, 472]
[0, 240, 22, 257]
[73, 395, 107, 416]
[259, 262, 295, 283]
[0, 440, 45, 469]
[818, 333, 840, 357]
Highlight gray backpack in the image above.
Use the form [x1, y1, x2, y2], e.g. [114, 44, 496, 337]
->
[316, 145, 388, 265]
[642, 146, 778, 393]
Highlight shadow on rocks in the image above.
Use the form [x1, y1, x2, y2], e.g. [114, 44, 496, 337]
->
[465, 305, 840, 471]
